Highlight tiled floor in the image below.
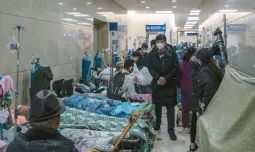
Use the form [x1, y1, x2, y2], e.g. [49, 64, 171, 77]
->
[151, 107, 191, 152]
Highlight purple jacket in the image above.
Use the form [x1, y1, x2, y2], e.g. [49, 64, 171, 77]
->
[180, 61, 192, 96]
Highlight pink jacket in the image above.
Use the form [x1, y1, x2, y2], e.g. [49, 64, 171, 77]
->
[0, 76, 13, 96]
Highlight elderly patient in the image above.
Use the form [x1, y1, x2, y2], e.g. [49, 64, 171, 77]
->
[7, 90, 78, 152]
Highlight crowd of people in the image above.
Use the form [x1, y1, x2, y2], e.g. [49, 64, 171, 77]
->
[120, 34, 225, 151]
[3, 33, 225, 152]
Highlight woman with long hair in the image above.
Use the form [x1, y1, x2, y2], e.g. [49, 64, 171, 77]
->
[189, 48, 223, 151]
[179, 47, 196, 133]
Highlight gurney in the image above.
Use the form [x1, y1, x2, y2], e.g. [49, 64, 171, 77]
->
[60, 107, 155, 152]
[89, 110, 140, 152]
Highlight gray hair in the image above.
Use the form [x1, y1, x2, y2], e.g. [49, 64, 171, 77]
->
[30, 116, 58, 128]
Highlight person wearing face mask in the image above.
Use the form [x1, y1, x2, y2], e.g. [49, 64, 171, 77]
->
[147, 34, 178, 141]
[136, 43, 149, 68]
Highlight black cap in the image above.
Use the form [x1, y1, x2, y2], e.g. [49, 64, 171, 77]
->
[141, 43, 148, 49]
[28, 90, 66, 122]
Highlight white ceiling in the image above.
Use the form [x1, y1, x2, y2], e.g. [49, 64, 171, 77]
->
[0, 0, 253, 28]
[111, 0, 255, 29]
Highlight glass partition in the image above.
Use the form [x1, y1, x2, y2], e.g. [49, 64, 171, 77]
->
[227, 12, 255, 76]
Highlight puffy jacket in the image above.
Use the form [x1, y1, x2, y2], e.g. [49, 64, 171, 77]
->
[189, 56, 201, 112]
[148, 45, 178, 106]
[6, 127, 78, 152]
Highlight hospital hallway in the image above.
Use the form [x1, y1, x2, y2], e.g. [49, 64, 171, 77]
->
[1, 0, 255, 152]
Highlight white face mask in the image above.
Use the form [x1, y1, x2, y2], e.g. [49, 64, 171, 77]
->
[142, 49, 148, 53]
[157, 43, 165, 50]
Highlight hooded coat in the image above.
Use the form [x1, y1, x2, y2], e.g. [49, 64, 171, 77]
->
[6, 127, 78, 152]
[148, 45, 178, 106]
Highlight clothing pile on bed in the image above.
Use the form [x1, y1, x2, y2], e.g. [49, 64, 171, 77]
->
[59, 93, 155, 152]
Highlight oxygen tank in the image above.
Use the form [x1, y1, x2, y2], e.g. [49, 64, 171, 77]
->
[82, 53, 91, 85]
[94, 53, 103, 68]
[113, 52, 120, 65]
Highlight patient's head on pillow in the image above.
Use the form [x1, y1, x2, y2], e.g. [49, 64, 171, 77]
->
[18, 105, 30, 116]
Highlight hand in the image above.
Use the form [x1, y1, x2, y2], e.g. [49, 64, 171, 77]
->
[159, 77, 166, 85]
[200, 103, 206, 111]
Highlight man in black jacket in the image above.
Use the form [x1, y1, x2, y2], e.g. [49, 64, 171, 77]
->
[136, 43, 149, 68]
[7, 90, 78, 152]
[147, 34, 178, 140]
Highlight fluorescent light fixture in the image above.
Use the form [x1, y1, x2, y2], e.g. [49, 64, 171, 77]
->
[190, 10, 201, 13]
[86, 18, 94, 21]
[96, 12, 115, 15]
[186, 21, 197, 24]
[65, 12, 81, 15]
[173, 6, 177, 8]
[74, 14, 89, 17]
[141, 1, 145, 3]
[187, 17, 199, 21]
[189, 12, 199, 15]
[225, 5, 229, 8]
[73, 8, 77, 11]
[87, 2, 91, 4]
[172, 0, 176, 2]
[219, 9, 238, 13]
[78, 22, 91, 25]
[98, 7, 102, 10]
[58, 2, 63, 5]
[155, 11, 172, 14]
[184, 27, 192, 29]
[184, 25, 194, 27]
[146, 6, 150, 9]
[62, 18, 78, 22]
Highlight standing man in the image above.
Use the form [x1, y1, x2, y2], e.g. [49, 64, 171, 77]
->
[150, 39, 157, 51]
[136, 43, 149, 68]
[147, 34, 178, 141]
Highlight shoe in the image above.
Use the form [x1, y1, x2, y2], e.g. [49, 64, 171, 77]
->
[169, 132, 177, 141]
[184, 128, 190, 133]
[189, 143, 198, 151]
[154, 121, 161, 131]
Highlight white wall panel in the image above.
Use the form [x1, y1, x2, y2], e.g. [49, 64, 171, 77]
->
[0, 0, 93, 105]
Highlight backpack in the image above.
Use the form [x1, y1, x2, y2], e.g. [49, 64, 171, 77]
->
[111, 72, 128, 101]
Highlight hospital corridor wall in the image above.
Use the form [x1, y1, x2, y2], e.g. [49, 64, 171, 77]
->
[0, 5, 93, 105]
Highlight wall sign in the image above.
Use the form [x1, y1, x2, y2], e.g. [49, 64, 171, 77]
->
[187, 33, 199, 36]
[226, 24, 246, 32]
[7, 36, 20, 54]
[146, 24, 166, 32]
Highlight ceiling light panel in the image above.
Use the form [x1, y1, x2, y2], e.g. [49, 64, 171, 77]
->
[87, 2, 91, 4]
[155, 11, 172, 14]
[86, 18, 94, 21]
[187, 17, 199, 20]
[146, 6, 150, 9]
[184, 25, 194, 27]
[74, 14, 89, 17]
[184, 27, 192, 29]
[172, 0, 176, 2]
[78, 22, 91, 25]
[141, 1, 145, 3]
[189, 12, 199, 15]
[58, 2, 63, 5]
[219, 9, 238, 13]
[185, 21, 197, 24]
[96, 12, 115, 15]
[173, 6, 177, 8]
[65, 12, 81, 15]
[98, 7, 102, 10]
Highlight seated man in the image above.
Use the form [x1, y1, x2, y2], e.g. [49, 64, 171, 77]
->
[7, 90, 78, 152]
[112, 60, 151, 102]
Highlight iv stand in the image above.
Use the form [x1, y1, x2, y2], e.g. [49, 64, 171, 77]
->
[12, 25, 26, 136]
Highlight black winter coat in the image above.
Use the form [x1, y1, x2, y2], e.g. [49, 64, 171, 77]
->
[30, 66, 53, 98]
[136, 53, 149, 68]
[148, 46, 178, 106]
[189, 56, 201, 112]
[198, 65, 222, 107]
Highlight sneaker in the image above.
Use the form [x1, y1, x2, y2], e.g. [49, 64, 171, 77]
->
[184, 128, 190, 133]
[169, 132, 177, 141]
[189, 143, 198, 151]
